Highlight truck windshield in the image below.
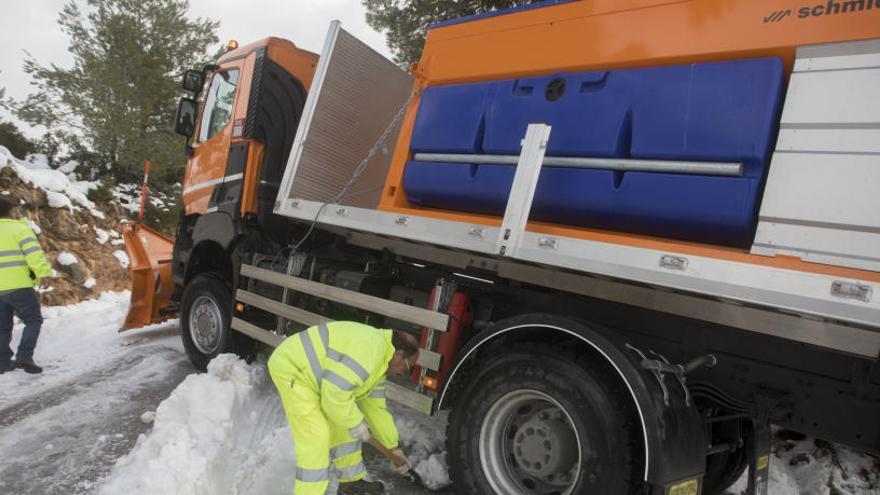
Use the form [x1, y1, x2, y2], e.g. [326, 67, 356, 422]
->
[198, 69, 240, 142]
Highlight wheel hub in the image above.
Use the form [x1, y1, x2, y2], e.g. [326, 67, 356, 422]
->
[189, 295, 222, 355]
[513, 410, 579, 480]
[479, 390, 582, 494]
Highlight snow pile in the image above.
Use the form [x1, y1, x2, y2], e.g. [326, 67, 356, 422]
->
[47, 190, 74, 209]
[98, 354, 296, 495]
[57, 160, 78, 175]
[393, 405, 451, 489]
[113, 250, 130, 268]
[113, 182, 177, 214]
[727, 431, 880, 494]
[0, 145, 105, 219]
[57, 251, 78, 266]
[95, 227, 110, 244]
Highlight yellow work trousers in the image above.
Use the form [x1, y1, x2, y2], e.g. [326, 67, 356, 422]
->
[269, 353, 367, 495]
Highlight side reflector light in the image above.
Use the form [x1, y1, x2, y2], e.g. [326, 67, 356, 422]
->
[423, 376, 439, 390]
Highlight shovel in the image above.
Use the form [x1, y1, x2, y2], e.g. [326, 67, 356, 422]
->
[367, 437, 433, 491]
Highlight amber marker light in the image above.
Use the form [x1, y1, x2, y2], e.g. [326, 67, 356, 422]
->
[423, 376, 439, 390]
[235, 302, 245, 313]
[227, 40, 239, 51]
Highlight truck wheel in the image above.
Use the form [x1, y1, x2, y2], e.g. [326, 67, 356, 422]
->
[447, 344, 641, 494]
[180, 274, 234, 370]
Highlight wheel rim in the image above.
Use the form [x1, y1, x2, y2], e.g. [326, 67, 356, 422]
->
[479, 389, 582, 495]
[188, 294, 223, 355]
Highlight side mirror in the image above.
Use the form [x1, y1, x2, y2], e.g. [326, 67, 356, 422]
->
[174, 98, 198, 138]
[182, 69, 205, 93]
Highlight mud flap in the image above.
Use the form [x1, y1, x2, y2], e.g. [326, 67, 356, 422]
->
[747, 419, 772, 495]
[121, 223, 176, 331]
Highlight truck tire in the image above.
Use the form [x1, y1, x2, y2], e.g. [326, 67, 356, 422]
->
[180, 274, 236, 370]
[447, 343, 642, 494]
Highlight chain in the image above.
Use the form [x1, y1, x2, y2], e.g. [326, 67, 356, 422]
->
[291, 87, 421, 251]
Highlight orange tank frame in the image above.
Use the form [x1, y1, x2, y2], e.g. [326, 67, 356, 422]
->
[377, 0, 880, 282]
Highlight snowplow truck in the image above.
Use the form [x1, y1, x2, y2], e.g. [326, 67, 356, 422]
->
[124, 1, 880, 493]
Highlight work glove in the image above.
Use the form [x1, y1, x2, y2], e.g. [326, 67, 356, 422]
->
[391, 448, 413, 476]
[349, 421, 371, 442]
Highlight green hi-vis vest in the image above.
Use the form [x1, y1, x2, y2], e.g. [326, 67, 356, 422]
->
[0, 218, 52, 292]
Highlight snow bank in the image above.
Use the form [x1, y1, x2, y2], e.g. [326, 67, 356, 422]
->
[99, 355, 260, 495]
[98, 355, 297, 495]
[46, 190, 74, 209]
[0, 145, 105, 218]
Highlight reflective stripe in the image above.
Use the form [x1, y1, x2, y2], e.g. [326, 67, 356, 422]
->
[22, 246, 41, 255]
[318, 323, 330, 350]
[299, 330, 324, 388]
[296, 466, 329, 482]
[331, 441, 361, 458]
[336, 461, 366, 480]
[18, 237, 37, 247]
[367, 388, 385, 399]
[326, 348, 370, 382]
[324, 369, 356, 391]
[183, 173, 244, 195]
[0, 260, 27, 269]
[0, 250, 21, 257]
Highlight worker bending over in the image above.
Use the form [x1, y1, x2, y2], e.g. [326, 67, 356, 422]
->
[268, 321, 419, 494]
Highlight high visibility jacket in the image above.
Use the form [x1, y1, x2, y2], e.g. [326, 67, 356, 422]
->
[0, 218, 52, 292]
[269, 321, 399, 448]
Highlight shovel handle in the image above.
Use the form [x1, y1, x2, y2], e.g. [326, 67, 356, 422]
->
[367, 437, 408, 467]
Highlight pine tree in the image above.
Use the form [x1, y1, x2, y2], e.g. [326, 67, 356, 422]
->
[16, 0, 218, 183]
[0, 120, 36, 159]
[362, 0, 543, 68]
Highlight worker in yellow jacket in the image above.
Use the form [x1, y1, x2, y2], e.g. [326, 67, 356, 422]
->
[268, 321, 419, 494]
[0, 197, 52, 374]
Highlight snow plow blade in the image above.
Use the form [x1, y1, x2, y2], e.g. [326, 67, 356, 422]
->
[121, 223, 176, 331]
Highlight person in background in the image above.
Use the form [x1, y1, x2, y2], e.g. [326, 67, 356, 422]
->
[0, 197, 52, 374]
[267, 321, 420, 494]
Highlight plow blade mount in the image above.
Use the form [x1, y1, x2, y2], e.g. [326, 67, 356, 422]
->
[121, 223, 176, 331]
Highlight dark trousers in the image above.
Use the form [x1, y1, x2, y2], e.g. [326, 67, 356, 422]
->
[0, 288, 43, 365]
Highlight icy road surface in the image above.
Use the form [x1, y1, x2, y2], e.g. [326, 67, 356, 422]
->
[0, 292, 189, 494]
[1, 291, 876, 494]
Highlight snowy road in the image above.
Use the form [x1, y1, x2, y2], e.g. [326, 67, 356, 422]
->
[0, 293, 190, 495]
[1, 292, 876, 494]
[0, 346, 191, 494]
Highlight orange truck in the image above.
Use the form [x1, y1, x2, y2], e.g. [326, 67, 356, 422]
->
[125, 1, 880, 493]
